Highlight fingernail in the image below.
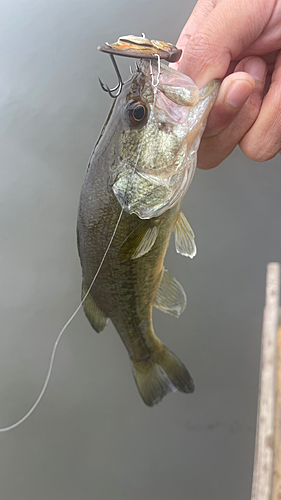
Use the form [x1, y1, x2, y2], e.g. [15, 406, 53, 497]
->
[226, 80, 254, 108]
[244, 58, 266, 82]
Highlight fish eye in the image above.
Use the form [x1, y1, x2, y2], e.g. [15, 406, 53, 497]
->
[127, 101, 147, 127]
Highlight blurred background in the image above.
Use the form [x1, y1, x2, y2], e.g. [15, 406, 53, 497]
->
[0, 0, 280, 499]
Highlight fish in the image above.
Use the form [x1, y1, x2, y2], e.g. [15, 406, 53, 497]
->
[77, 59, 219, 406]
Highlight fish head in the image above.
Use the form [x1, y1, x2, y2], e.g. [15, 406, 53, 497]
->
[108, 61, 219, 219]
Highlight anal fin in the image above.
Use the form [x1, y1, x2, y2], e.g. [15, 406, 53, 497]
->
[175, 211, 197, 258]
[117, 219, 159, 263]
[82, 282, 108, 333]
[154, 268, 186, 317]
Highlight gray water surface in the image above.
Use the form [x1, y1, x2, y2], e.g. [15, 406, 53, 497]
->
[0, 1, 280, 499]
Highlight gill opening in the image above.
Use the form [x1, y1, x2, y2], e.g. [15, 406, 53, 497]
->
[0, 56, 161, 432]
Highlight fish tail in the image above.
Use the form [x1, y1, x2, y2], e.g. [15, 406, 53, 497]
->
[132, 344, 194, 407]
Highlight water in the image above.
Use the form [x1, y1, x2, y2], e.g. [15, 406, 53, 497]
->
[0, 0, 280, 498]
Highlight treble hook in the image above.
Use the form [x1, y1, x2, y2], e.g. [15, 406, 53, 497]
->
[98, 53, 123, 98]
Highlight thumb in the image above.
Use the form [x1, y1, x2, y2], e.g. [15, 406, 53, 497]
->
[170, 0, 217, 70]
[178, 0, 273, 87]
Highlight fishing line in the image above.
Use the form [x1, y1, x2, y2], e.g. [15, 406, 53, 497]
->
[0, 208, 123, 433]
[0, 57, 160, 432]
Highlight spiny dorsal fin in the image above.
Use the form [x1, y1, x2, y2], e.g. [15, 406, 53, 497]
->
[117, 220, 159, 263]
[154, 268, 187, 317]
[174, 211, 197, 258]
[82, 282, 108, 333]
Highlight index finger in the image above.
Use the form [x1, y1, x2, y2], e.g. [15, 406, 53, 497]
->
[170, 0, 217, 70]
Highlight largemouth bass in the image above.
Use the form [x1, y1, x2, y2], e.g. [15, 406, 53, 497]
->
[77, 59, 219, 406]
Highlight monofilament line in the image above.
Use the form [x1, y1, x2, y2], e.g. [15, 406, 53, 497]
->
[0, 57, 161, 432]
[0, 208, 124, 433]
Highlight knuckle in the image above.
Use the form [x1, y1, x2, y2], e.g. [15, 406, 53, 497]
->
[185, 39, 210, 72]
[188, 32, 220, 64]
[240, 83, 281, 161]
[240, 139, 278, 162]
[186, 27, 232, 78]
[189, 31, 217, 56]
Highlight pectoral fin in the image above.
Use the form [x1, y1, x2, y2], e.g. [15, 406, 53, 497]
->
[117, 220, 159, 263]
[154, 268, 187, 317]
[82, 282, 108, 333]
[174, 211, 197, 258]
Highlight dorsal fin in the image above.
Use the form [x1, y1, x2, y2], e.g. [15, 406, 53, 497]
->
[117, 220, 160, 263]
[154, 268, 186, 317]
[174, 211, 197, 258]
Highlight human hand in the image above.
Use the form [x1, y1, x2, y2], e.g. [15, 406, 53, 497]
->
[172, 0, 281, 168]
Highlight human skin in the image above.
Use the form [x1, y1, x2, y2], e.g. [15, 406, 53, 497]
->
[171, 0, 281, 168]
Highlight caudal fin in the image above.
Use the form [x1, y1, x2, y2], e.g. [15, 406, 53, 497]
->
[132, 344, 194, 407]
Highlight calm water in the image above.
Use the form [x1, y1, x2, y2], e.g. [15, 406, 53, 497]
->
[0, 1, 280, 499]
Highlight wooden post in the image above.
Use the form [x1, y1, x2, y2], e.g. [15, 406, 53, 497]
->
[272, 318, 281, 499]
[251, 263, 280, 500]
